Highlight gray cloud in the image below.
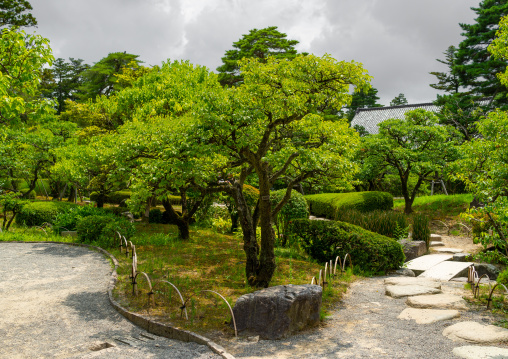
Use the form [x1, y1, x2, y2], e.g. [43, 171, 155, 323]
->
[32, 0, 480, 105]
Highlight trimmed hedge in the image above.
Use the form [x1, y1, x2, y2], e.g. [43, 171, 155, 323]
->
[16, 201, 76, 227]
[335, 209, 408, 239]
[305, 191, 393, 219]
[289, 219, 404, 273]
[76, 214, 135, 247]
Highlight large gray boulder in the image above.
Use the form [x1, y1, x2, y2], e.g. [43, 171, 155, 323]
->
[232, 284, 322, 340]
[399, 239, 427, 262]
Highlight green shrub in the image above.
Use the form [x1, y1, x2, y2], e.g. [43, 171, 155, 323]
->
[103, 206, 128, 216]
[53, 205, 107, 233]
[289, 219, 404, 273]
[335, 209, 408, 239]
[270, 189, 309, 246]
[305, 191, 393, 219]
[16, 201, 75, 227]
[412, 213, 431, 250]
[149, 208, 164, 224]
[76, 214, 135, 247]
[90, 191, 131, 205]
[243, 184, 260, 208]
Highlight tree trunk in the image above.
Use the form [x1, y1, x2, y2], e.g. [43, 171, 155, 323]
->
[255, 172, 276, 288]
[162, 199, 190, 240]
[231, 181, 259, 285]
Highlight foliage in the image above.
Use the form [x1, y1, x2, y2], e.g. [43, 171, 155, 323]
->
[0, 27, 54, 126]
[76, 213, 134, 247]
[53, 204, 107, 233]
[362, 109, 460, 214]
[202, 53, 371, 287]
[216, 26, 302, 87]
[16, 200, 75, 227]
[393, 194, 473, 218]
[453, 0, 508, 108]
[430, 46, 460, 94]
[289, 219, 405, 273]
[270, 189, 309, 246]
[390, 93, 408, 106]
[0, 192, 27, 230]
[148, 208, 164, 224]
[77, 52, 142, 101]
[0, 0, 37, 28]
[344, 87, 383, 122]
[90, 190, 130, 205]
[335, 209, 408, 240]
[305, 191, 393, 219]
[412, 213, 431, 250]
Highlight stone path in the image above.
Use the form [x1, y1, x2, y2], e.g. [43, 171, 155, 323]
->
[0, 242, 221, 359]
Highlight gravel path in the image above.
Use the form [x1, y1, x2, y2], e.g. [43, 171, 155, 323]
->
[0, 242, 221, 359]
[221, 276, 506, 358]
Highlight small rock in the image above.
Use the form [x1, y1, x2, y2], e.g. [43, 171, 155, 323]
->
[247, 336, 259, 343]
[406, 294, 467, 310]
[385, 285, 441, 298]
[390, 268, 416, 277]
[453, 345, 508, 359]
[443, 321, 508, 344]
[398, 240, 427, 261]
[453, 253, 470, 262]
[398, 308, 460, 324]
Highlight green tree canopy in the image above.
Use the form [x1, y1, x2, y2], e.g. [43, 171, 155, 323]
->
[216, 26, 302, 87]
[363, 109, 460, 214]
[0, 0, 36, 28]
[344, 87, 382, 122]
[430, 46, 460, 94]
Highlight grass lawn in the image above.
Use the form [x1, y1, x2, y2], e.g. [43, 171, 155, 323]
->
[0, 222, 356, 338]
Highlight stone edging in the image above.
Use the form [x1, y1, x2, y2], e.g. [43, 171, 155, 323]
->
[4, 241, 235, 359]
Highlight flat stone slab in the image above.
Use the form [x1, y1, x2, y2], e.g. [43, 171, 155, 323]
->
[419, 261, 473, 281]
[433, 247, 464, 254]
[430, 241, 445, 247]
[453, 345, 508, 359]
[385, 285, 441, 298]
[443, 321, 508, 344]
[431, 233, 442, 241]
[398, 308, 460, 324]
[384, 277, 441, 289]
[406, 294, 467, 310]
[405, 254, 453, 274]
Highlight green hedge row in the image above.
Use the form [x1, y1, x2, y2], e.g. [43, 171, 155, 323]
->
[16, 201, 76, 227]
[90, 191, 131, 205]
[304, 191, 393, 219]
[289, 219, 404, 273]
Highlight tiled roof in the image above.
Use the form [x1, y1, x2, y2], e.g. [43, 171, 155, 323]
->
[350, 103, 439, 135]
[351, 98, 493, 135]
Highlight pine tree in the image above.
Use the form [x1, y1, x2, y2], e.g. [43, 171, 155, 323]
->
[390, 93, 409, 106]
[453, 0, 508, 107]
[216, 26, 302, 87]
[345, 87, 383, 122]
[430, 46, 460, 94]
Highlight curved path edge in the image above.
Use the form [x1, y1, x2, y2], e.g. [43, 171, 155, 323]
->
[7, 241, 236, 359]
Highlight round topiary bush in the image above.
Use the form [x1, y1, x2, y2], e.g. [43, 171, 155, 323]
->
[76, 214, 135, 248]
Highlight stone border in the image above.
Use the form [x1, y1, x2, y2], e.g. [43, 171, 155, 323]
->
[3, 241, 235, 359]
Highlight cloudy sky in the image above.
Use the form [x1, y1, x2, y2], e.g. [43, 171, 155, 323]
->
[31, 0, 480, 105]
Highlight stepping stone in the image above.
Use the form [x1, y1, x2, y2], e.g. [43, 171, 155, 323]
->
[443, 321, 508, 344]
[385, 285, 441, 298]
[453, 253, 470, 262]
[430, 241, 445, 247]
[431, 233, 442, 241]
[384, 277, 441, 289]
[433, 248, 464, 254]
[405, 254, 453, 275]
[398, 308, 460, 324]
[406, 294, 467, 310]
[453, 345, 508, 359]
[419, 261, 473, 281]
